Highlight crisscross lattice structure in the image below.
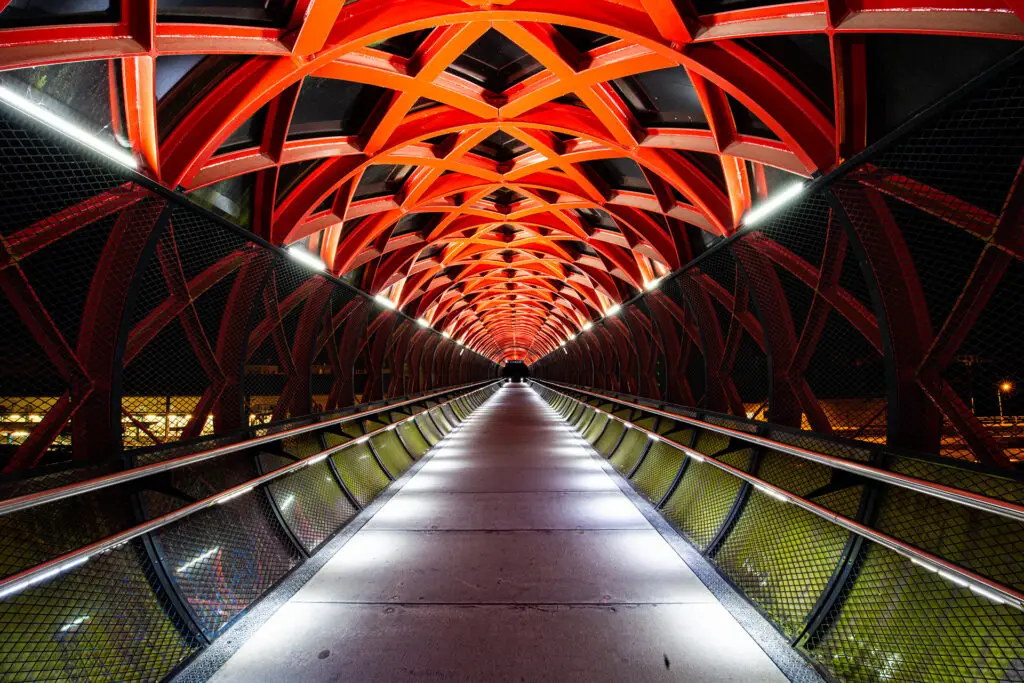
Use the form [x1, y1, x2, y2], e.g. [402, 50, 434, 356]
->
[4, 0, 1020, 368]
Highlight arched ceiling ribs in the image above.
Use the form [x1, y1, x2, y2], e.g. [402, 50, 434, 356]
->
[4, 0, 1019, 361]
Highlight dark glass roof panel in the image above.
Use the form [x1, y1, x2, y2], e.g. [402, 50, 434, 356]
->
[612, 67, 707, 129]
[188, 173, 255, 228]
[0, 0, 113, 27]
[447, 28, 544, 93]
[748, 35, 833, 111]
[581, 158, 650, 192]
[275, 159, 322, 203]
[727, 93, 779, 140]
[217, 103, 267, 153]
[353, 164, 414, 201]
[314, 192, 336, 214]
[393, 212, 435, 236]
[157, 55, 246, 140]
[370, 29, 431, 58]
[865, 34, 1018, 139]
[157, 0, 290, 26]
[684, 151, 726, 190]
[470, 130, 531, 163]
[485, 187, 527, 205]
[552, 25, 616, 53]
[577, 208, 616, 230]
[288, 77, 388, 139]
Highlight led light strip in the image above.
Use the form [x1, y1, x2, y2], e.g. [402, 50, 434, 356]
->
[0, 382, 501, 601]
[538, 382, 1024, 611]
[0, 85, 138, 169]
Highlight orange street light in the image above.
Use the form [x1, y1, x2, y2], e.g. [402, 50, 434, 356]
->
[998, 382, 1013, 425]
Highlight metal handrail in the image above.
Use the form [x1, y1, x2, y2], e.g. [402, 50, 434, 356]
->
[535, 381, 1024, 611]
[0, 381, 499, 600]
[0, 379, 495, 518]
[537, 381, 1024, 525]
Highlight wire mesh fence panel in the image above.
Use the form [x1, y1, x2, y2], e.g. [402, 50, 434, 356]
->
[712, 490, 850, 638]
[805, 541, 1024, 682]
[629, 440, 687, 504]
[414, 414, 443, 446]
[594, 419, 626, 458]
[370, 430, 414, 478]
[258, 452, 357, 554]
[582, 413, 609, 444]
[430, 407, 453, 435]
[606, 428, 645, 472]
[660, 456, 748, 552]
[871, 487, 1024, 593]
[330, 443, 390, 507]
[0, 539, 200, 682]
[121, 205, 261, 451]
[397, 421, 430, 459]
[153, 487, 303, 638]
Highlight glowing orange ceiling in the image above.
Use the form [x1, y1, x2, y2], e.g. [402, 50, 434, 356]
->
[4, 0, 1018, 361]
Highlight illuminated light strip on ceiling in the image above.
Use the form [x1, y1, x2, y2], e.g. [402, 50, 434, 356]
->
[644, 277, 662, 291]
[286, 245, 326, 271]
[582, 322, 594, 332]
[374, 294, 397, 310]
[0, 85, 138, 170]
[741, 182, 806, 227]
[417, 317, 430, 327]
[605, 304, 621, 317]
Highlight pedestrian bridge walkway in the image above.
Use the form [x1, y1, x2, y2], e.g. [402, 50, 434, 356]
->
[203, 384, 801, 682]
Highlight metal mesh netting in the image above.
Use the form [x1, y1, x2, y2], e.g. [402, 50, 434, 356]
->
[0, 540, 199, 682]
[154, 488, 303, 637]
[397, 421, 430, 459]
[872, 487, 1024, 593]
[370, 430, 414, 478]
[607, 428, 646, 472]
[430, 407, 453, 435]
[0, 88, 497, 681]
[330, 442, 391, 507]
[807, 542, 1024, 682]
[536, 381, 1024, 683]
[414, 414, 442, 446]
[258, 452, 358, 553]
[594, 419, 626, 458]
[712, 490, 850, 638]
[532, 65, 1024, 473]
[582, 413, 609, 443]
[660, 457, 746, 552]
[629, 439, 687, 504]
